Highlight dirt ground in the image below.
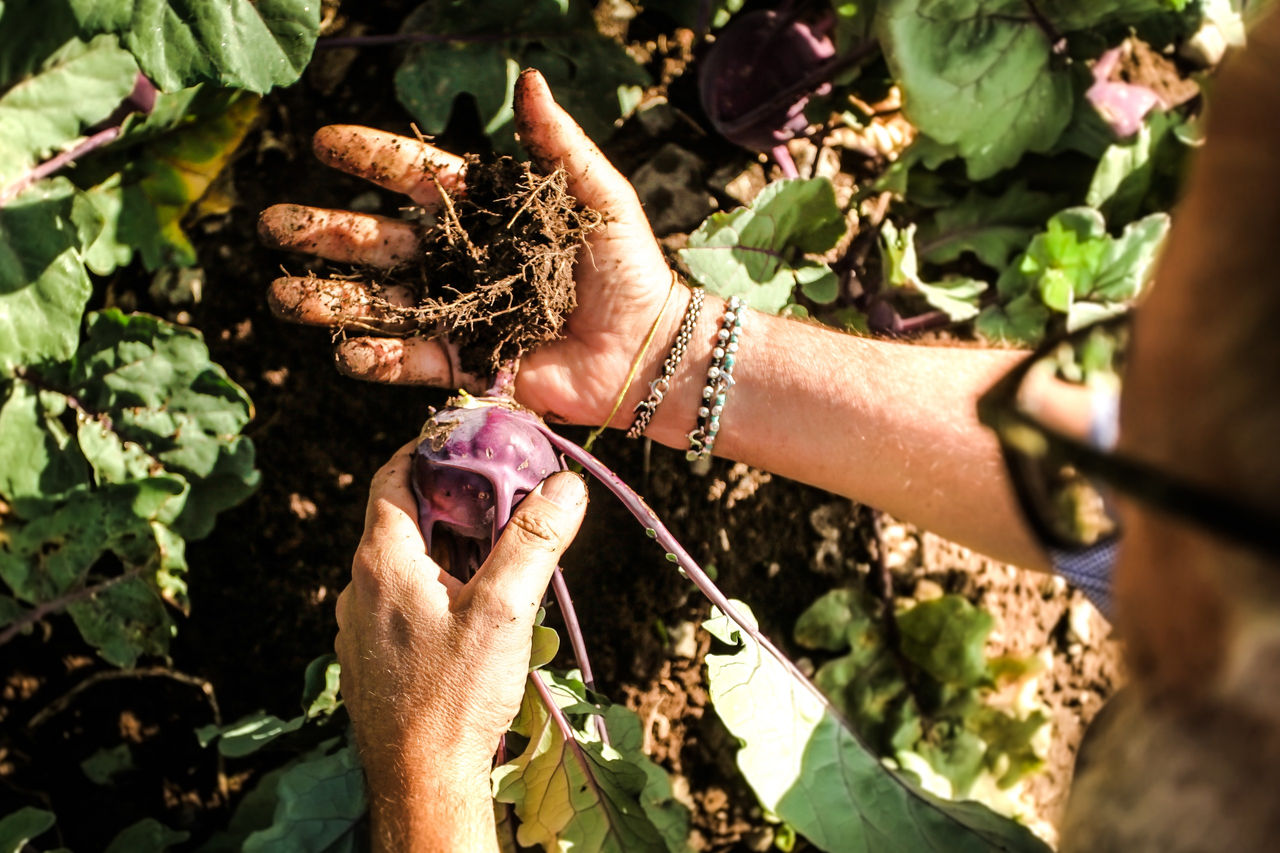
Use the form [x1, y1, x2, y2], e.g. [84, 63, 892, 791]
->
[0, 2, 1123, 850]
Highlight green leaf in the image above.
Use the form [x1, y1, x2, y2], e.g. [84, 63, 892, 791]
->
[682, 178, 848, 314]
[0, 1, 82, 86]
[704, 601, 1049, 853]
[974, 294, 1050, 344]
[877, 1, 1074, 179]
[70, 0, 321, 93]
[897, 596, 994, 688]
[394, 0, 647, 153]
[880, 221, 987, 321]
[81, 743, 135, 785]
[601, 705, 693, 853]
[302, 655, 343, 720]
[494, 674, 670, 852]
[1086, 111, 1184, 225]
[0, 593, 26, 629]
[916, 183, 1066, 271]
[0, 179, 99, 370]
[75, 88, 260, 272]
[0, 807, 55, 853]
[197, 712, 305, 758]
[67, 572, 174, 667]
[0, 34, 137, 186]
[0, 379, 89, 512]
[53, 310, 258, 540]
[530, 622, 560, 670]
[242, 742, 366, 853]
[104, 818, 188, 853]
[1007, 207, 1170, 315]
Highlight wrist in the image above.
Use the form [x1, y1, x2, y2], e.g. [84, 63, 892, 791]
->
[641, 290, 731, 451]
[365, 752, 497, 852]
[607, 280, 694, 431]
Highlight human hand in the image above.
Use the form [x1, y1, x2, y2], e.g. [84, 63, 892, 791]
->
[334, 441, 587, 848]
[260, 68, 677, 428]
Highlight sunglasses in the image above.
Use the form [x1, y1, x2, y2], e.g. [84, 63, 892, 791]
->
[976, 314, 1280, 557]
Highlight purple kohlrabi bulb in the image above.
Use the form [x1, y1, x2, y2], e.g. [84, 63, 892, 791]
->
[699, 9, 837, 152]
[411, 402, 562, 575]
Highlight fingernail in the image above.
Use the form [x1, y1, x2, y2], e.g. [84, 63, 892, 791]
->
[538, 471, 586, 509]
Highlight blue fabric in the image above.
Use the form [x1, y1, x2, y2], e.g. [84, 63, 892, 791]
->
[1047, 539, 1117, 619]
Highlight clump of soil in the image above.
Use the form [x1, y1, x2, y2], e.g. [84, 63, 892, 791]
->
[386, 156, 601, 375]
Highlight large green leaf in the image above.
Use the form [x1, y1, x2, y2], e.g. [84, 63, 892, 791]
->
[494, 673, 671, 852]
[70, 0, 320, 93]
[681, 178, 848, 314]
[0, 179, 101, 369]
[0, 807, 55, 853]
[877, 1, 1188, 179]
[52, 309, 258, 540]
[241, 742, 366, 853]
[394, 0, 648, 153]
[877, 0, 1074, 180]
[0, 33, 137, 187]
[76, 87, 260, 272]
[602, 705, 692, 853]
[705, 601, 1049, 853]
[0, 310, 255, 663]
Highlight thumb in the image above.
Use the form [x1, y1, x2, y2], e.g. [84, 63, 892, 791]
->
[513, 68, 644, 221]
[467, 471, 588, 618]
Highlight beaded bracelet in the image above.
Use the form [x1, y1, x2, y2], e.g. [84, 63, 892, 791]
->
[627, 286, 705, 439]
[686, 295, 744, 461]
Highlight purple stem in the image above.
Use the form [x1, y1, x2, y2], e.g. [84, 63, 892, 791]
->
[536, 426, 842, 716]
[0, 125, 120, 208]
[529, 671, 617, 799]
[495, 488, 608, 745]
[771, 143, 800, 179]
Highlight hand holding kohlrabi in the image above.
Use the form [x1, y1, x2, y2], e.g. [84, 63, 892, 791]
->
[335, 441, 587, 852]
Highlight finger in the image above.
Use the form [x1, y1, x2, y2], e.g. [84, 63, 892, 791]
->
[335, 336, 484, 391]
[513, 69, 645, 221]
[258, 204, 422, 269]
[361, 440, 463, 596]
[466, 472, 587, 620]
[269, 276, 416, 332]
[313, 125, 466, 208]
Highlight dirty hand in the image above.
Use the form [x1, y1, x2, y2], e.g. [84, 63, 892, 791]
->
[335, 441, 587, 847]
[260, 68, 675, 428]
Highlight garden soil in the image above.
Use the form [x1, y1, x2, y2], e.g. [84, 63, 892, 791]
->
[0, 3, 1122, 850]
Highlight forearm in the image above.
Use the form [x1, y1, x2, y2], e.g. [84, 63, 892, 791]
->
[365, 762, 498, 852]
[616, 287, 1049, 571]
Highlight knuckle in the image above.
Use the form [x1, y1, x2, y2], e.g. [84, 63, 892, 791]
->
[505, 508, 560, 551]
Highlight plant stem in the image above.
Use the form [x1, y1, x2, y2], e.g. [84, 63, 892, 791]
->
[538, 427, 844, 718]
[771, 143, 800, 179]
[0, 125, 121, 208]
[0, 566, 144, 649]
[495, 492, 607, 744]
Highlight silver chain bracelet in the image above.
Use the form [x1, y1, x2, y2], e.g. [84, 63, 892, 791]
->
[626, 287, 704, 439]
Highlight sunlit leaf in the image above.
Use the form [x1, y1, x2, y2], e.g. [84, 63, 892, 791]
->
[494, 673, 670, 851]
[682, 178, 847, 314]
[0, 33, 137, 187]
[706, 600, 1049, 853]
[395, 0, 647, 154]
[70, 0, 320, 93]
